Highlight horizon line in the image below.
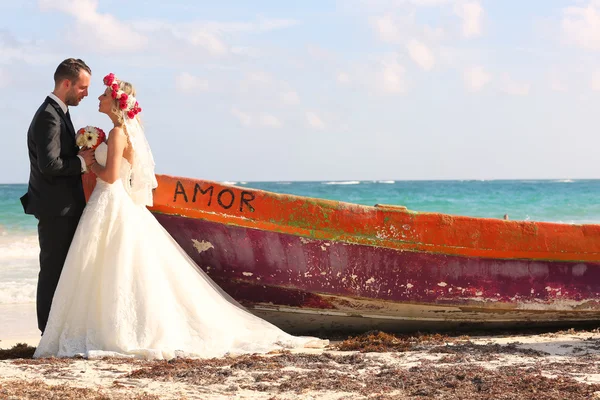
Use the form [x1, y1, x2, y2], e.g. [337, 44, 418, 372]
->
[1, 178, 597, 185]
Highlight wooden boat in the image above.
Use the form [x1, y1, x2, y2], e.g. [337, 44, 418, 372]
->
[83, 174, 600, 334]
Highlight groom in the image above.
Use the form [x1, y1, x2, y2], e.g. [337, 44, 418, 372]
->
[21, 58, 95, 334]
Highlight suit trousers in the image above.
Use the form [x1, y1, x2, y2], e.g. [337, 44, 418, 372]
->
[36, 215, 80, 333]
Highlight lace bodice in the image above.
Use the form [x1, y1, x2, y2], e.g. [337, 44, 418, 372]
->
[94, 142, 132, 184]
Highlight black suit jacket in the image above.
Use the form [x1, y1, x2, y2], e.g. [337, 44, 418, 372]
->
[21, 97, 86, 217]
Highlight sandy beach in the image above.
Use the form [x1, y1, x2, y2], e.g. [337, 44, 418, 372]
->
[1, 328, 600, 399]
[0, 303, 39, 349]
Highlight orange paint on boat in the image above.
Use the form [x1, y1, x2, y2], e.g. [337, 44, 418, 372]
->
[128, 175, 600, 263]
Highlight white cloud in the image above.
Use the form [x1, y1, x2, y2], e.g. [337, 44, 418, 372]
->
[39, 0, 148, 53]
[550, 80, 568, 92]
[561, 2, 600, 51]
[238, 71, 279, 95]
[549, 71, 568, 92]
[133, 21, 228, 56]
[133, 17, 298, 36]
[327, 56, 410, 96]
[282, 91, 300, 105]
[244, 71, 273, 87]
[306, 112, 326, 130]
[410, 0, 453, 5]
[187, 31, 228, 55]
[454, 1, 483, 38]
[128, 19, 228, 56]
[406, 39, 435, 70]
[230, 46, 260, 57]
[379, 55, 407, 94]
[259, 114, 282, 128]
[337, 72, 351, 85]
[463, 66, 491, 92]
[177, 18, 297, 56]
[184, 18, 298, 34]
[40, 3, 297, 58]
[240, 72, 301, 107]
[231, 108, 282, 128]
[369, 1, 481, 44]
[591, 70, 600, 91]
[0, 68, 8, 88]
[175, 72, 209, 94]
[231, 108, 252, 127]
[307, 45, 337, 62]
[371, 15, 402, 43]
[500, 74, 530, 96]
[256, 18, 299, 32]
[358, 0, 453, 10]
[0, 32, 57, 65]
[369, 13, 443, 44]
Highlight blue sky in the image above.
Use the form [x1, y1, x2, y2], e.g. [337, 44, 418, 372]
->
[2, 0, 600, 182]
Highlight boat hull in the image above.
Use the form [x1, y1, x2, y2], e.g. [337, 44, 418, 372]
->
[154, 212, 600, 333]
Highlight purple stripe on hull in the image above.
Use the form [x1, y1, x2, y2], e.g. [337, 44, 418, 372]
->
[154, 213, 600, 309]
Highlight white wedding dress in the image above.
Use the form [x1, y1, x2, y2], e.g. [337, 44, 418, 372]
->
[34, 142, 327, 360]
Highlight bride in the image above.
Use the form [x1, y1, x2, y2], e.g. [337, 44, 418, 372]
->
[33, 74, 327, 360]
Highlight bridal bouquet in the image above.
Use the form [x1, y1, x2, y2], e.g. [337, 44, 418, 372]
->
[76, 126, 106, 150]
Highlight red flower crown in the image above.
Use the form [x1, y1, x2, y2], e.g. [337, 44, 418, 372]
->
[103, 73, 142, 119]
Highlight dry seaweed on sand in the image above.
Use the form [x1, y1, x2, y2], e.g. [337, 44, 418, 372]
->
[256, 364, 600, 398]
[335, 330, 464, 352]
[1, 332, 600, 399]
[127, 358, 235, 386]
[0, 379, 160, 400]
[126, 352, 371, 384]
[122, 353, 600, 399]
[429, 341, 549, 358]
[0, 343, 36, 360]
[366, 365, 600, 400]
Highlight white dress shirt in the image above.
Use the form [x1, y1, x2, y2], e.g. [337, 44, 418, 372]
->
[48, 92, 86, 173]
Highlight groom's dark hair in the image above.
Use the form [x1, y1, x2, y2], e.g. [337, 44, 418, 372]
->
[54, 58, 92, 86]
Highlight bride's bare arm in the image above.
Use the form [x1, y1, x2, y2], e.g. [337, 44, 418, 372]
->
[90, 128, 127, 184]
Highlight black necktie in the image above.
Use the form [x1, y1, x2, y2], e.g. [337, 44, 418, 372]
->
[65, 110, 75, 134]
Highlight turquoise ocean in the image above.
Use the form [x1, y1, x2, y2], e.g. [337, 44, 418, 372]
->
[1, 179, 600, 305]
